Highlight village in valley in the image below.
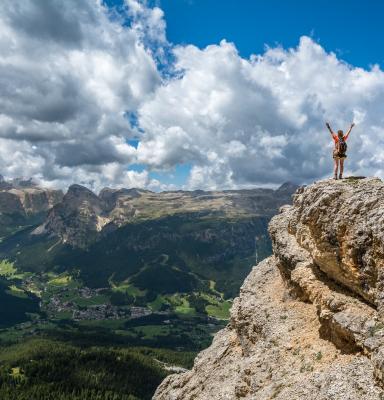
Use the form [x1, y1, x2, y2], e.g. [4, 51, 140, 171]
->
[0, 260, 228, 348]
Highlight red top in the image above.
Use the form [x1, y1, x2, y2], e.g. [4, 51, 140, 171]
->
[332, 134, 349, 145]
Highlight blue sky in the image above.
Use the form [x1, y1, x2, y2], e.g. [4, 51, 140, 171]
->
[108, 0, 384, 188]
[159, 0, 384, 69]
[2, 0, 384, 191]
[106, 0, 384, 68]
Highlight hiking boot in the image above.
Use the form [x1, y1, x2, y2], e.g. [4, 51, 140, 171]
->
[339, 174, 343, 179]
[334, 174, 338, 180]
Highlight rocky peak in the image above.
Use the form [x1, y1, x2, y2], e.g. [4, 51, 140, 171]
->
[0, 176, 38, 189]
[34, 183, 299, 249]
[67, 183, 95, 196]
[66, 184, 99, 201]
[64, 184, 105, 213]
[154, 177, 384, 399]
[37, 184, 109, 248]
[0, 176, 63, 216]
[275, 181, 299, 194]
[34, 185, 144, 248]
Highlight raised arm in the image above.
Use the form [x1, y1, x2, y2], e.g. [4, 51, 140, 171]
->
[344, 123, 355, 140]
[326, 122, 335, 138]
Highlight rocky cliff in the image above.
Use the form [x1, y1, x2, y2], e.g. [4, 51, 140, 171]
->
[0, 177, 63, 216]
[154, 178, 384, 400]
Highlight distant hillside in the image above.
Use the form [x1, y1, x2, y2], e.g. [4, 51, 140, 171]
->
[0, 182, 297, 296]
[31, 183, 298, 248]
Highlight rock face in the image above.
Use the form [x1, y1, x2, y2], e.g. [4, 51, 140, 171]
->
[154, 178, 384, 399]
[0, 178, 63, 216]
[36, 184, 110, 248]
[34, 183, 298, 249]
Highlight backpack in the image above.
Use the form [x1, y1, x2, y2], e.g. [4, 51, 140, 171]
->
[337, 138, 347, 155]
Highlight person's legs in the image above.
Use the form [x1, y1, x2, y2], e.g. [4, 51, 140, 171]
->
[333, 158, 339, 179]
[339, 159, 344, 179]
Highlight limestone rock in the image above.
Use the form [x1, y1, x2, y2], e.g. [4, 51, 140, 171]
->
[0, 181, 62, 216]
[39, 184, 110, 248]
[154, 178, 384, 399]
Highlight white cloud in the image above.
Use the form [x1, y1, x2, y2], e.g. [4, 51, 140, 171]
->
[0, 0, 163, 190]
[136, 36, 384, 188]
[125, 0, 166, 45]
[2, 1, 384, 191]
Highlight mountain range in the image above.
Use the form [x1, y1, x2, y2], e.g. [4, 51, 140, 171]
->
[0, 178, 297, 294]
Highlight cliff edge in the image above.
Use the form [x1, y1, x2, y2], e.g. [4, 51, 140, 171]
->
[154, 178, 384, 399]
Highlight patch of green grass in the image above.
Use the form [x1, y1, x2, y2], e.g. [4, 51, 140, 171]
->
[113, 283, 147, 298]
[10, 366, 23, 377]
[0, 322, 58, 345]
[175, 299, 195, 315]
[149, 294, 169, 311]
[78, 319, 128, 330]
[205, 300, 232, 320]
[48, 274, 72, 286]
[113, 329, 137, 337]
[5, 285, 29, 299]
[199, 292, 232, 318]
[200, 293, 221, 304]
[167, 294, 195, 315]
[133, 325, 171, 339]
[54, 311, 73, 320]
[0, 260, 16, 277]
[9, 366, 27, 382]
[71, 294, 109, 307]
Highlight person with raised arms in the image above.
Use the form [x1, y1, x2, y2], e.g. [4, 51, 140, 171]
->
[326, 122, 355, 180]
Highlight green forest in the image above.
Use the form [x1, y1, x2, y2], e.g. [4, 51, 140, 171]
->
[0, 338, 194, 400]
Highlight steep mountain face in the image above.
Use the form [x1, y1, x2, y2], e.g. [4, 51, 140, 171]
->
[0, 176, 63, 239]
[0, 177, 62, 216]
[154, 178, 384, 399]
[35, 184, 109, 248]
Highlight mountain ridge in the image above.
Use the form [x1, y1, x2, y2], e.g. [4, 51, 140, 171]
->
[30, 181, 299, 249]
[0, 178, 298, 327]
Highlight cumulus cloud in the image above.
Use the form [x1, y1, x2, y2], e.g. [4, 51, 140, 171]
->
[136, 37, 384, 189]
[0, 0, 163, 191]
[2, 0, 384, 191]
[125, 0, 166, 45]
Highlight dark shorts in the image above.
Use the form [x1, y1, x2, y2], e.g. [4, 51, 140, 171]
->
[333, 150, 347, 159]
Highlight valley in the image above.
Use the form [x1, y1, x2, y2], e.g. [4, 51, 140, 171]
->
[0, 263, 226, 350]
[0, 177, 297, 399]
